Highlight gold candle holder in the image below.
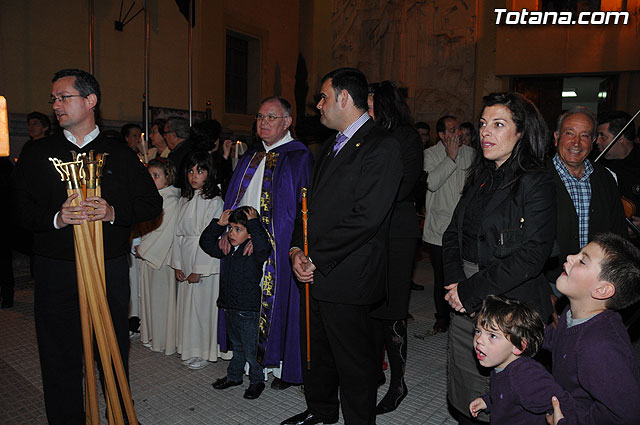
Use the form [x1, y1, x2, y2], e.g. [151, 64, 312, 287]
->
[49, 152, 136, 425]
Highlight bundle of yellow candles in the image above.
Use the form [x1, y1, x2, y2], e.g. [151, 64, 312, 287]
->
[49, 152, 137, 425]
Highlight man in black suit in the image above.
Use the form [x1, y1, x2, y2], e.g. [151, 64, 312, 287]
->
[544, 107, 627, 286]
[284, 68, 402, 425]
[596, 110, 640, 243]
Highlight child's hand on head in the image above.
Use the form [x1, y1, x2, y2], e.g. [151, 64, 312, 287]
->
[245, 207, 258, 220]
[218, 209, 232, 226]
[469, 398, 487, 418]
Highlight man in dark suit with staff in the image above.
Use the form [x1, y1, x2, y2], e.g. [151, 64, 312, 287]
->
[284, 67, 402, 425]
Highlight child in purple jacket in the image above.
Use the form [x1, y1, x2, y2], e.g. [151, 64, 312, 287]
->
[469, 295, 573, 424]
[544, 233, 640, 425]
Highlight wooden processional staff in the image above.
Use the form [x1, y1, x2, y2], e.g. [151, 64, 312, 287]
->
[301, 188, 311, 370]
[49, 152, 137, 425]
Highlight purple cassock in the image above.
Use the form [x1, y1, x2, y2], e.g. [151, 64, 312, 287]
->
[219, 138, 314, 384]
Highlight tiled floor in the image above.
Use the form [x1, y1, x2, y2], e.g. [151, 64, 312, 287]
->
[1, 249, 459, 424]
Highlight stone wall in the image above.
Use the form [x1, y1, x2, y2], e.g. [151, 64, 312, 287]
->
[329, 0, 479, 125]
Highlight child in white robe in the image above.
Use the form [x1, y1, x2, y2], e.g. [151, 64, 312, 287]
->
[128, 237, 142, 336]
[136, 158, 181, 354]
[169, 151, 229, 369]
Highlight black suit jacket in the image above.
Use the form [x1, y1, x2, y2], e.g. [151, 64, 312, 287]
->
[389, 125, 423, 239]
[443, 167, 556, 320]
[292, 118, 402, 305]
[13, 133, 162, 261]
[543, 159, 627, 282]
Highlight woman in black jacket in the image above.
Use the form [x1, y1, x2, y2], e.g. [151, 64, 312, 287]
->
[442, 92, 556, 424]
[368, 81, 423, 414]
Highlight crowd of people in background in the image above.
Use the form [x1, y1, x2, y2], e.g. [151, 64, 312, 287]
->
[3, 66, 640, 425]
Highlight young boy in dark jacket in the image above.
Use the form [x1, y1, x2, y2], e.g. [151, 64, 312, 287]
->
[544, 233, 640, 425]
[199, 206, 271, 400]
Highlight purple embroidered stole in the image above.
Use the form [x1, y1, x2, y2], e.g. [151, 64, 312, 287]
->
[231, 151, 266, 208]
[231, 150, 279, 365]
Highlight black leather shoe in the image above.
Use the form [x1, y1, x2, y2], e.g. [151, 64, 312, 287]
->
[410, 282, 424, 291]
[280, 410, 338, 425]
[376, 381, 408, 415]
[212, 377, 242, 390]
[243, 382, 265, 399]
[271, 377, 292, 390]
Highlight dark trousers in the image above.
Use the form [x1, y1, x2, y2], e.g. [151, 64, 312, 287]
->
[34, 255, 131, 425]
[301, 296, 379, 425]
[426, 243, 450, 323]
[225, 309, 263, 384]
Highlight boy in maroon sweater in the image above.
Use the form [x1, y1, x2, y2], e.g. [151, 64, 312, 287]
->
[545, 233, 640, 425]
[469, 295, 572, 424]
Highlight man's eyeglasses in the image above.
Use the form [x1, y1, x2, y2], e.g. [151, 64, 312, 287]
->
[48, 94, 86, 104]
[255, 113, 287, 122]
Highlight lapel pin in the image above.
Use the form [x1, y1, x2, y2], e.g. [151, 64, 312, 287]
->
[355, 143, 361, 147]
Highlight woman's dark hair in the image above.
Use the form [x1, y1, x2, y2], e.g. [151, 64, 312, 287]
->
[369, 81, 413, 131]
[148, 157, 177, 186]
[181, 150, 220, 200]
[465, 92, 549, 191]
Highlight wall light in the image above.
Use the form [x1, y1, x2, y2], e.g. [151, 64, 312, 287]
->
[0, 96, 9, 157]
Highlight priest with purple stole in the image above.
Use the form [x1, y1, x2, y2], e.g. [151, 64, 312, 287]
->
[219, 96, 314, 388]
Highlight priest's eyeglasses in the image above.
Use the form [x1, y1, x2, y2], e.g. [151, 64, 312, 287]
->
[255, 113, 287, 122]
[49, 94, 86, 104]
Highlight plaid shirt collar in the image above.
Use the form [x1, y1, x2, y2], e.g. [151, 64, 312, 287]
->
[553, 153, 593, 248]
[553, 154, 594, 183]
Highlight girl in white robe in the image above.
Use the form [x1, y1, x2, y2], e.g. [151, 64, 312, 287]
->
[137, 158, 181, 354]
[169, 151, 230, 369]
